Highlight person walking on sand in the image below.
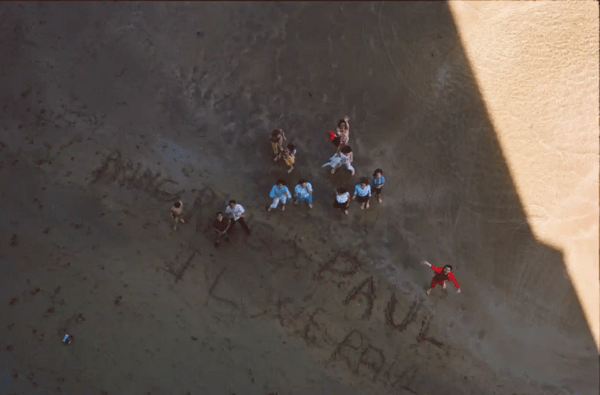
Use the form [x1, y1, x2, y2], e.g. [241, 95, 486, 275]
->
[353, 178, 372, 210]
[170, 200, 185, 231]
[282, 143, 296, 174]
[333, 187, 351, 215]
[270, 129, 286, 162]
[421, 260, 461, 295]
[371, 168, 386, 203]
[268, 179, 292, 211]
[212, 212, 231, 247]
[294, 179, 313, 209]
[225, 200, 251, 235]
[332, 116, 350, 152]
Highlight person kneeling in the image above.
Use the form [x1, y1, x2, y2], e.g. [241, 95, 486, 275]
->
[268, 179, 292, 212]
[294, 179, 313, 209]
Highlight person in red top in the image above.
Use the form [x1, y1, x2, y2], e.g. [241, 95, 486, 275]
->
[421, 260, 461, 295]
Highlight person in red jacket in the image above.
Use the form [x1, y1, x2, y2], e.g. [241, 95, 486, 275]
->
[421, 260, 461, 295]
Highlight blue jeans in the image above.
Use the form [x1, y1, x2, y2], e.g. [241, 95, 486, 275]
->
[296, 195, 313, 204]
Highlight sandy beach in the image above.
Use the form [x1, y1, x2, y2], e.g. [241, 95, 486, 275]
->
[1, 2, 598, 395]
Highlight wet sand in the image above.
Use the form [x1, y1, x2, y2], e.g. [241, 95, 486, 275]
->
[1, 2, 598, 395]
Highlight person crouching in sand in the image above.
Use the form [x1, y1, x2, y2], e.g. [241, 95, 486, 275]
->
[170, 200, 185, 231]
[294, 179, 313, 209]
[322, 145, 355, 176]
[421, 260, 461, 295]
[268, 179, 292, 212]
[212, 212, 231, 247]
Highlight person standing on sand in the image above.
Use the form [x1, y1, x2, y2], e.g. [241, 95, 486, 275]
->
[421, 260, 461, 295]
[282, 143, 296, 174]
[353, 178, 372, 210]
[170, 200, 185, 231]
[333, 116, 350, 152]
[212, 212, 231, 247]
[371, 168, 386, 203]
[225, 200, 251, 235]
[294, 179, 313, 209]
[270, 129, 286, 162]
[333, 187, 351, 215]
[268, 179, 292, 211]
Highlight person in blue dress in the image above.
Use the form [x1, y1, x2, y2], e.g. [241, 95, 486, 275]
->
[267, 179, 292, 212]
[353, 178, 372, 210]
[293, 179, 313, 209]
[371, 168, 386, 203]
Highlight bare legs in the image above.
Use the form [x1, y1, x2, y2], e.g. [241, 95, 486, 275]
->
[173, 216, 185, 231]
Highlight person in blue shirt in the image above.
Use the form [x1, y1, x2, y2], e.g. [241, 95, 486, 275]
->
[371, 168, 386, 203]
[353, 178, 372, 210]
[268, 179, 292, 212]
[293, 179, 313, 209]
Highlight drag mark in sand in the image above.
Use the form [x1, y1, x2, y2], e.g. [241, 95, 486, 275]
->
[385, 295, 421, 332]
[164, 250, 198, 283]
[90, 150, 185, 202]
[315, 253, 365, 280]
[327, 329, 421, 392]
[416, 316, 444, 348]
[343, 276, 376, 320]
[207, 268, 239, 309]
[36, 135, 84, 166]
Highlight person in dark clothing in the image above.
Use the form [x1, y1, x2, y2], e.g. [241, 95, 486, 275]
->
[212, 212, 231, 247]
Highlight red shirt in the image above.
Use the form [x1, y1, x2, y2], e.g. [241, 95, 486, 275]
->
[431, 265, 460, 288]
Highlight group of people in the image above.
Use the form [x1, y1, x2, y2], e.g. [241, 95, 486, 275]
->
[268, 117, 387, 215]
[169, 199, 251, 248]
[166, 116, 461, 295]
[168, 116, 388, 245]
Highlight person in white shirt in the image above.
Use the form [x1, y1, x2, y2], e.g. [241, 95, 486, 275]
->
[353, 178, 372, 210]
[225, 200, 251, 235]
[322, 145, 355, 176]
[333, 187, 351, 215]
[169, 200, 185, 231]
